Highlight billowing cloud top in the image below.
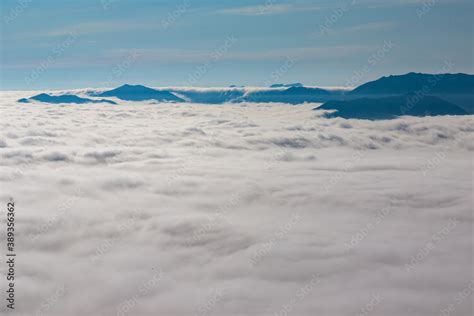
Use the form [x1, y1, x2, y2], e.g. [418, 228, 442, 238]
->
[1, 92, 472, 315]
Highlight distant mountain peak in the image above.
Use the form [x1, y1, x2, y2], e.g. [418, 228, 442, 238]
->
[96, 84, 184, 102]
[350, 73, 474, 95]
[270, 83, 303, 88]
[18, 93, 116, 104]
[316, 93, 467, 120]
[118, 84, 147, 88]
[108, 84, 157, 92]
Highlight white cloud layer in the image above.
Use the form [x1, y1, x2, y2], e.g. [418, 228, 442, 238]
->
[0, 91, 473, 315]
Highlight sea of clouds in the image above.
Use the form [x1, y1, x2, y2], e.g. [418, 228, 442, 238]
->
[0, 91, 473, 316]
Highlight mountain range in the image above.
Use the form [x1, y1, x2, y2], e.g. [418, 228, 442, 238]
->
[318, 94, 467, 120]
[349, 73, 474, 95]
[18, 93, 116, 105]
[92, 84, 184, 102]
[17, 73, 473, 119]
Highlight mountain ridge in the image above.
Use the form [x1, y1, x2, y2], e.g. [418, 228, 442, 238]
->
[15, 72, 474, 116]
[349, 72, 474, 95]
[317, 94, 468, 120]
[94, 84, 184, 102]
[18, 93, 117, 104]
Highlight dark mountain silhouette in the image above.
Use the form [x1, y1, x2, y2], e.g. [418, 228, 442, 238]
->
[16, 73, 474, 113]
[240, 86, 344, 104]
[316, 94, 468, 120]
[95, 84, 184, 102]
[348, 73, 474, 114]
[280, 86, 332, 95]
[170, 86, 344, 104]
[18, 93, 116, 104]
[349, 73, 474, 95]
[270, 83, 303, 88]
[174, 86, 341, 104]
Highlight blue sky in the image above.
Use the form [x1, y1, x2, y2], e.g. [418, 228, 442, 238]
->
[1, 0, 472, 90]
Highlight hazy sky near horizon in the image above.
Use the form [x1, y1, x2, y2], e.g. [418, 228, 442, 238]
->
[1, 0, 473, 90]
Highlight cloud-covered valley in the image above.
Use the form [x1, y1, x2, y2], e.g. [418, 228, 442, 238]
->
[0, 91, 473, 316]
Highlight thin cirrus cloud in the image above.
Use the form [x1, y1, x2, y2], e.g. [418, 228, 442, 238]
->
[213, 0, 457, 16]
[341, 22, 395, 32]
[311, 21, 396, 38]
[2, 44, 374, 70]
[105, 45, 375, 63]
[214, 4, 294, 15]
[19, 20, 159, 38]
